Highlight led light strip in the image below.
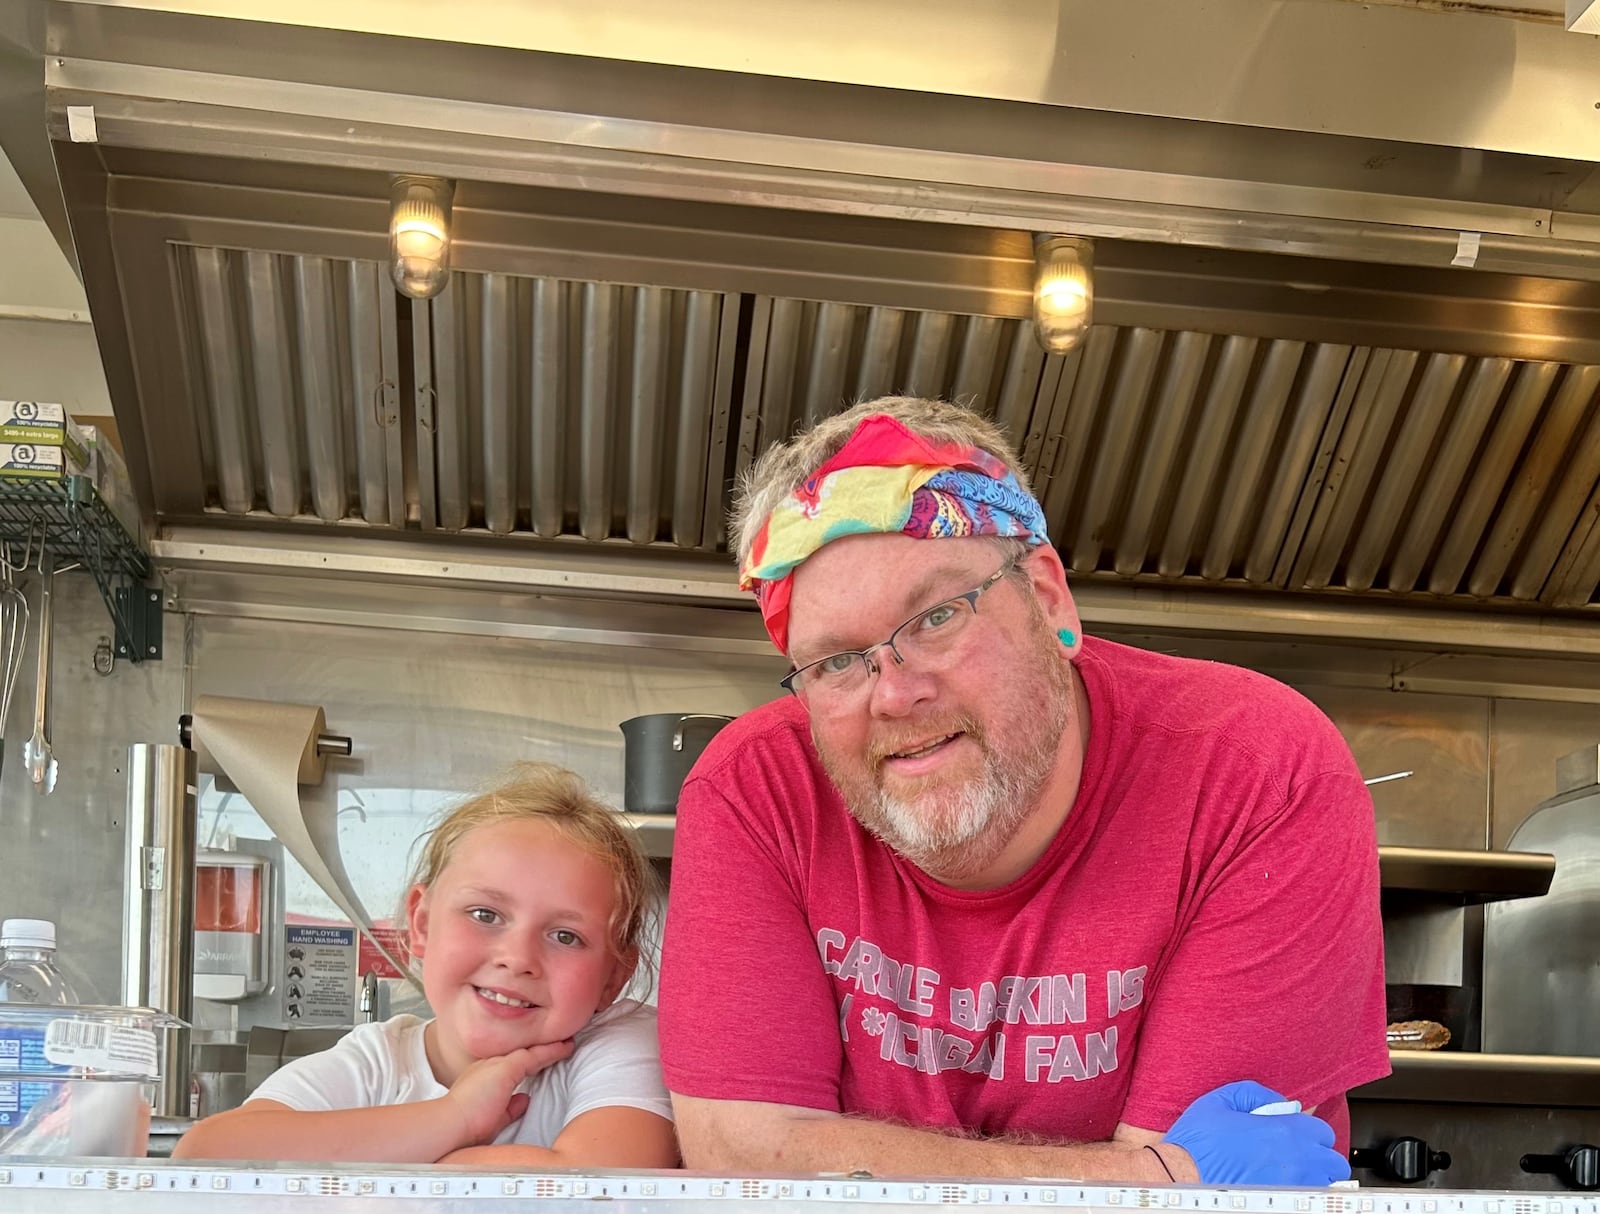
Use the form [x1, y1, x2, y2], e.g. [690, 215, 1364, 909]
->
[1, 1164, 1598, 1214]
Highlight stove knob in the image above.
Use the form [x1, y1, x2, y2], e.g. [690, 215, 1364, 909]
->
[1351, 1137, 1452, 1185]
[1521, 1145, 1600, 1191]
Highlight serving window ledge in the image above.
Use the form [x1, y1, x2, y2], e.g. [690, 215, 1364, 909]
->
[1377, 846, 1556, 904]
[1354, 1050, 1600, 1108]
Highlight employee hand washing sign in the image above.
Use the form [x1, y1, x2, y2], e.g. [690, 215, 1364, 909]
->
[283, 925, 356, 1026]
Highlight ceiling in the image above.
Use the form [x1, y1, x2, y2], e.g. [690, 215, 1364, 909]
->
[5, 0, 1600, 637]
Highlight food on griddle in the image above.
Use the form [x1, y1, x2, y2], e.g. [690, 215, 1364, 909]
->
[1386, 1019, 1450, 1050]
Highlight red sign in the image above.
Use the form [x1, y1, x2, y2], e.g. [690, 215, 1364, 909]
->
[357, 923, 410, 980]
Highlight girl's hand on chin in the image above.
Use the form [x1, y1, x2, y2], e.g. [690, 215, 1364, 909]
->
[444, 1041, 577, 1144]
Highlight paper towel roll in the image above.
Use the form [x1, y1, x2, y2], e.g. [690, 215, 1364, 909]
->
[192, 696, 328, 791]
[190, 695, 409, 982]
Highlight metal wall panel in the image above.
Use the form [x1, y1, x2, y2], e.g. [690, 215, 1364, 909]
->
[419, 273, 735, 545]
[8, 571, 1596, 1008]
[0, 577, 186, 1004]
[170, 247, 1600, 609]
[1028, 331, 1365, 586]
[1295, 355, 1600, 602]
[1004, 327, 1600, 605]
[174, 247, 397, 525]
[737, 299, 1027, 488]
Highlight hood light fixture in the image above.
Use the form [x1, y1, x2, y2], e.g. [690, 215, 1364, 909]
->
[1032, 234, 1094, 354]
[389, 175, 455, 300]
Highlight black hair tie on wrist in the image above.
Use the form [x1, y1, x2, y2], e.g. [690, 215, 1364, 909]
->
[1145, 1144, 1177, 1183]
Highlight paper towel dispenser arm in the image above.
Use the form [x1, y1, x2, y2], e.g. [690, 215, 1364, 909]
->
[177, 713, 353, 757]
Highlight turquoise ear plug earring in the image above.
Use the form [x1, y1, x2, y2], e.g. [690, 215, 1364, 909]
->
[1057, 628, 1076, 647]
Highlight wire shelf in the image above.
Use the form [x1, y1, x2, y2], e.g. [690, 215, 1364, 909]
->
[0, 474, 157, 662]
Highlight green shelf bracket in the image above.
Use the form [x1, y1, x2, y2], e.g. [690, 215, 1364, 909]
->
[114, 584, 164, 662]
[0, 473, 160, 663]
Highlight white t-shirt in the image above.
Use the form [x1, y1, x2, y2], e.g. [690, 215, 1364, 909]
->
[248, 999, 672, 1147]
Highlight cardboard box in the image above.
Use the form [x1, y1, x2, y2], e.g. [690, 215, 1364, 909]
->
[0, 441, 89, 480]
[0, 402, 88, 467]
[77, 424, 143, 544]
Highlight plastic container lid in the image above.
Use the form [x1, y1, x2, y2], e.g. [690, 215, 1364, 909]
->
[1, 918, 57, 949]
[0, 1004, 185, 1080]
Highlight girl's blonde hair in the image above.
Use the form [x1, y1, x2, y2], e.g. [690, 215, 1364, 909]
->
[403, 762, 658, 977]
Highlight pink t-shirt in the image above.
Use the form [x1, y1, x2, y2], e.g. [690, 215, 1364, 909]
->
[658, 637, 1390, 1155]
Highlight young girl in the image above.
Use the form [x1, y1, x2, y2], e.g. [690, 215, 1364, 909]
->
[175, 763, 677, 1169]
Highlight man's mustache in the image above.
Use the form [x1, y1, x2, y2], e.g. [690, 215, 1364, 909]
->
[867, 714, 986, 768]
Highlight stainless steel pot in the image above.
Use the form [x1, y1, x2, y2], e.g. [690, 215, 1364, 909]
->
[620, 713, 734, 813]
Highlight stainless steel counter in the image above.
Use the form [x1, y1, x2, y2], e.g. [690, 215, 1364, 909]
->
[145, 1117, 193, 1159]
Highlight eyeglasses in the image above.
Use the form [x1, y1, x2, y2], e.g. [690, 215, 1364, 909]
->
[780, 556, 1021, 702]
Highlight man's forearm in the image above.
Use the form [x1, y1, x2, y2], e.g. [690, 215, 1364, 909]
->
[680, 1107, 1193, 1182]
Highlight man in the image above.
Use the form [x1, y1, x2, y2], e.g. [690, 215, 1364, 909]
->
[658, 397, 1388, 1185]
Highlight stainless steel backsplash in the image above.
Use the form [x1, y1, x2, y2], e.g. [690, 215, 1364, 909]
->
[6, 573, 1598, 1005]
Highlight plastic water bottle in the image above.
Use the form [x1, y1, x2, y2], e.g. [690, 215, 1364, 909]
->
[0, 918, 79, 1138]
[0, 919, 80, 1005]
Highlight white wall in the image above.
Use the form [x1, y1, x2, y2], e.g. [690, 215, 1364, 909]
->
[0, 149, 113, 414]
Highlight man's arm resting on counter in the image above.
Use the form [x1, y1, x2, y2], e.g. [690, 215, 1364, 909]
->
[671, 1095, 1198, 1181]
[438, 1107, 680, 1169]
[171, 1098, 474, 1164]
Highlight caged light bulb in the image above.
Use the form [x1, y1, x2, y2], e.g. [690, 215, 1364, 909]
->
[1032, 235, 1094, 354]
[389, 176, 455, 300]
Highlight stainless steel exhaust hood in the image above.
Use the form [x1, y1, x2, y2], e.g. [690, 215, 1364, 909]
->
[5, 0, 1600, 625]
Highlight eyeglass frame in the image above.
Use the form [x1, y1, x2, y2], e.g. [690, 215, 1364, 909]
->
[778, 553, 1025, 698]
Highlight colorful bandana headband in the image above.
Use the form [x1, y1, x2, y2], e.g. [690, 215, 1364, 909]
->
[739, 414, 1051, 653]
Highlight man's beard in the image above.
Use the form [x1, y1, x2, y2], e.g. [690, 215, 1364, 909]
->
[814, 628, 1073, 884]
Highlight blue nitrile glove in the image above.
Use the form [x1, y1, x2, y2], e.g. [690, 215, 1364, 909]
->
[1162, 1080, 1352, 1186]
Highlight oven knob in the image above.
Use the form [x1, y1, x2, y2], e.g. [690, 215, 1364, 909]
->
[1520, 1145, 1600, 1191]
[1351, 1137, 1452, 1185]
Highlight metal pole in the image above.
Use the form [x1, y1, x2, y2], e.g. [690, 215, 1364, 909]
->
[123, 743, 197, 1119]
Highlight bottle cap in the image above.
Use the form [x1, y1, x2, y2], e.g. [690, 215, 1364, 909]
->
[1, 918, 57, 949]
